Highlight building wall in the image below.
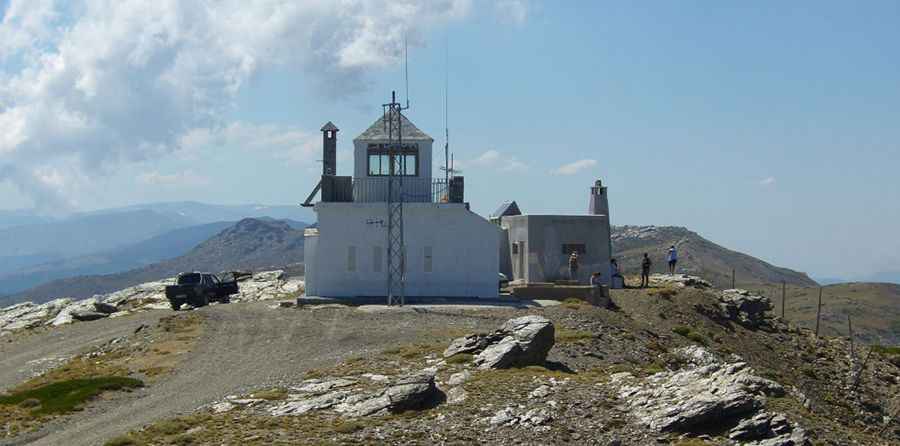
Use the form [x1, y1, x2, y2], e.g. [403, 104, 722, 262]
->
[501, 215, 611, 285]
[305, 202, 499, 298]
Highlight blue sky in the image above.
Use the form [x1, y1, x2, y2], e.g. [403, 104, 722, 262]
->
[1, 1, 899, 279]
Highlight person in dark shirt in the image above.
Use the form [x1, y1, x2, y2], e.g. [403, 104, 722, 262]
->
[641, 253, 652, 288]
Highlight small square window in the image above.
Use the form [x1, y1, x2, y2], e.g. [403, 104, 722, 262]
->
[424, 246, 433, 273]
[347, 246, 357, 272]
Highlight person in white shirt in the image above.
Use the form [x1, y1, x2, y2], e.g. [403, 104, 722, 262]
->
[666, 246, 678, 274]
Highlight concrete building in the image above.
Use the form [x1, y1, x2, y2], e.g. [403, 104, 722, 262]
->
[496, 180, 613, 286]
[303, 112, 500, 299]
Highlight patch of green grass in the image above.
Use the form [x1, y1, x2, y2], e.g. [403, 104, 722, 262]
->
[381, 343, 442, 360]
[104, 435, 144, 446]
[657, 287, 679, 299]
[251, 388, 288, 401]
[446, 353, 473, 364]
[333, 419, 366, 434]
[555, 328, 593, 343]
[871, 344, 900, 356]
[672, 326, 707, 346]
[0, 377, 143, 416]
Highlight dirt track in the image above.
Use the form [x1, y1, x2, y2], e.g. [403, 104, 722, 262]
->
[1, 301, 516, 446]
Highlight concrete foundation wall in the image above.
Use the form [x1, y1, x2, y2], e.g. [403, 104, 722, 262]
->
[501, 215, 611, 286]
[305, 202, 499, 298]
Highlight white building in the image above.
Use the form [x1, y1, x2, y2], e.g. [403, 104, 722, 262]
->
[303, 113, 500, 299]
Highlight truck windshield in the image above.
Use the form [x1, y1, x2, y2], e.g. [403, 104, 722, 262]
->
[177, 273, 202, 285]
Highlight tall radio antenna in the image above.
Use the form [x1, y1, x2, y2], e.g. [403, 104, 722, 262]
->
[443, 36, 449, 185]
[404, 33, 410, 109]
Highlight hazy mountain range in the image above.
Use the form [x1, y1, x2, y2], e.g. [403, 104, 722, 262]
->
[0, 203, 313, 295]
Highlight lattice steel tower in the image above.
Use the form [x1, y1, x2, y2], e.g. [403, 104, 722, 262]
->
[383, 91, 408, 306]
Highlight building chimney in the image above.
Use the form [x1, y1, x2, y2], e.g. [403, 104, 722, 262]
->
[321, 122, 339, 176]
[589, 179, 609, 216]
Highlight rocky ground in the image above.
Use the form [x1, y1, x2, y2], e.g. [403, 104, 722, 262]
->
[0, 274, 898, 445]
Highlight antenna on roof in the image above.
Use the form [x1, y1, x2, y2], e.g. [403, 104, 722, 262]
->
[404, 32, 410, 109]
[443, 35, 449, 185]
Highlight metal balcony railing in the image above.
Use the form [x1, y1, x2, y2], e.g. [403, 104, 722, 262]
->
[352, 177, 451, 203]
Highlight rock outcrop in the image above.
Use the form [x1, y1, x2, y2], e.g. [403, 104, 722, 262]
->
[444, 315, 555, 370]
[649, 274, 712, 289]
[611, 346, 809, 445]
[719, 289, 773, 328]
[0, 270, 304, 335]
[268, 372, 438, 418]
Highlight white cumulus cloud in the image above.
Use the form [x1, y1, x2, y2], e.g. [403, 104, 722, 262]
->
[462, 149, 528, 173]
[551, 159, 597, 175]
[0, 0, 475, 211]
[759, 177, 777, 187]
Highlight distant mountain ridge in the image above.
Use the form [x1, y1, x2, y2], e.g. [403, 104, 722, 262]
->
[0, 202, 313, 277]
[0, 221, 236, 295]
[612, 225, 818, 288]
[7, 218, 305, 304]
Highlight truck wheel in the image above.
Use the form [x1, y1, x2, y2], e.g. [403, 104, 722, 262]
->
[220, 295, 231, 304]
[170, 300, 182, 311]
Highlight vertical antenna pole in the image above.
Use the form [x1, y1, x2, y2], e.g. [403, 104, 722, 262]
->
[815, 287, 823, 338]
[404, 34, 410, 109]
[781, 281, 786, 319]
[444, 36, 449, 186]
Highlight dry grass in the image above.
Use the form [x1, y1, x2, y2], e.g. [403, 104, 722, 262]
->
[555, 328, 594, 343]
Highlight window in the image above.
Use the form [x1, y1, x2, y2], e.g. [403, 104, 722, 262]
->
[373, 246, 383, 273]
[561, 244, 586, 255]
[511, 243, 519, 255]
[347, 246, 357, 272]
[367, 144, 418, 176]
[424, 246, 433, 273]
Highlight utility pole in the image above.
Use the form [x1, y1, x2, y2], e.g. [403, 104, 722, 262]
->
[781, 281, 786, 319]
[815, 287, 823, 338]
[731, 269, 735, 289]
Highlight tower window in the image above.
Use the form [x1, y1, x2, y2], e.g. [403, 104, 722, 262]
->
[367, 144, 418, 176]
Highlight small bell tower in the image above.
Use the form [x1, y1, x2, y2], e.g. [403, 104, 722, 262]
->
[321, 121, 339, 176]
[589, 179, 609, 216]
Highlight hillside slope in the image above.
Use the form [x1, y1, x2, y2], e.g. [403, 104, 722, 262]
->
[0, 221, 236, 295]
[8, 219, 305, 303]
[612, 225, 818, 288]
[782, 282, 900, 345]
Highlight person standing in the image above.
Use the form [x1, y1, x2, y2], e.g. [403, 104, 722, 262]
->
[610, 258, 625, 289]
[568, 251, 580, 282]
[667, 245, 678, 274]
[641, 253, 652, 288]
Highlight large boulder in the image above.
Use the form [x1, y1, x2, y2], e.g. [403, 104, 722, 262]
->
[444, 315, 555, 370]
[719, 289, 773, 328]
[611, 346, 805, 444]
[269, 372, 438, 418]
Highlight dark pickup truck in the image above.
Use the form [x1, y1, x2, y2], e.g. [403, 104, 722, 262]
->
[165, 272, 239, 310]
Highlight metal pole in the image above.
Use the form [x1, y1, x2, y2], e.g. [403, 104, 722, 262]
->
[781, 281, 786, 319]
[848, 314, 854, 360]
[815, 287, 823, 338]
[731, 269, 735, 289]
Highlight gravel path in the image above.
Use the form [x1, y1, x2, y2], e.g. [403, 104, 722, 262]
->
[2, 301, 513, 446]
[0, 312, 167, 393]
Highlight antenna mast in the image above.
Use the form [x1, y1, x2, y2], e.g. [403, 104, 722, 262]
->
[444, 36, 449, 186]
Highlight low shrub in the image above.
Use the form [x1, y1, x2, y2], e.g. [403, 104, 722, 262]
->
[0, 377, 143, 416]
